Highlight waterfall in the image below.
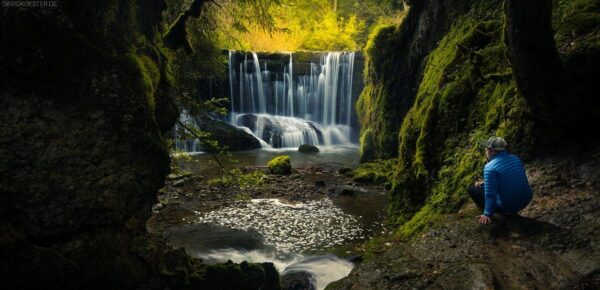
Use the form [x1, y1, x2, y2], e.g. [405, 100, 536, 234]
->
[174, 111, 203, 153]
[228, 51, 357, 148]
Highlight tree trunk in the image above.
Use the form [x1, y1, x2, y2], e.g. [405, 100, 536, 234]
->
[163, 0, 205, 52]
[503, 0, 586, 127]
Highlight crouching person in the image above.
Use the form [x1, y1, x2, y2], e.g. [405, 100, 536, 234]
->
[469, 137, 533, 224]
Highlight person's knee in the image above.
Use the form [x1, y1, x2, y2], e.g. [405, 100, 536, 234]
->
[468, 185, 483, 196]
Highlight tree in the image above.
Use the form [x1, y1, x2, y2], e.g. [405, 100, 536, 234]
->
[503, 0, 599, 132]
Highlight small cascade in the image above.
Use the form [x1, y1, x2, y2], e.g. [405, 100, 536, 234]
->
[228, 51, 357, 148]
[174, 111, 203, 153]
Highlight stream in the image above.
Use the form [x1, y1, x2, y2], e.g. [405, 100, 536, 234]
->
[159, 147, 387, 289]
[163, 50, 381, 289]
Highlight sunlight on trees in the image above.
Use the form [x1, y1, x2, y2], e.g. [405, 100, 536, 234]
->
[215, 0, 403, 51]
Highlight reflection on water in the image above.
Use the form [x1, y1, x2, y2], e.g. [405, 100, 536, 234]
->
[196, 199, 365, 253]
[165, 146, 385, 289]
[163, 195, 385, 290]
[176, 145, 360, 178]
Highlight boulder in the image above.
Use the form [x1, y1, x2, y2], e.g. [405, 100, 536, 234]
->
[267, 155, 292, 175]
[193, 115, 261, 151]
[339, 186, 356, 196]
[338, 167, 354, 177]
[281, 271, 316, 290]
[298, 144, 319, 153]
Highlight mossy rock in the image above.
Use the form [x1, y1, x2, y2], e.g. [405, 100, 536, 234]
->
[353, 170, 387, 184]
[298, 144, 319, 153]
[352, 159, 397, 184]
[267, 155, 292, 175]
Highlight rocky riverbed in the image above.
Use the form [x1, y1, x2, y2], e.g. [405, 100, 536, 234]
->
[147, 160, 388, 290]
[147, 163, 386, 232]
[327, 150, 600, 289]
[147, 149, 600, 290]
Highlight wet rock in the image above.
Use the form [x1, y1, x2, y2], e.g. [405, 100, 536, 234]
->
[338, 167, 354, 177]
[192, 115, 261, 151]
[281, 271, 316, 290]
[390, 270, 421, 281]
[172, 179, 185, 187]
[340, 186, 355, 196]
[166, 172, 194, 181]
[237, 113, 276, 142]
[298, 144, 319, 153]
[347, 254, 363, 263]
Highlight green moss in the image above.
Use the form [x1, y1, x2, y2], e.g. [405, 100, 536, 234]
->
[357, 23, 407, 162]
[359, 236, 388, 261]
[353, 158, 397, 184]
[267, 155, 292, 175]
[130, 53, 160, 110]
[382, 1, 535, 229]
[396, 205, 441, 238]
[207, 169, 266, 187]
[358, 128, 375, 162]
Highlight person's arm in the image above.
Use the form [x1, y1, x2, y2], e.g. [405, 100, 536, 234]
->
[483, 167, 498, 217]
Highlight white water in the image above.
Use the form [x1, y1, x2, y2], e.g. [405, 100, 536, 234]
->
[197, 249, 352, 290]
[229, 51, 357, 148]
[184, 198, 365, 289]
[173, 111, 203, 153]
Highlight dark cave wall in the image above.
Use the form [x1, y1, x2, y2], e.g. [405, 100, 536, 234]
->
[0, 1, 279, 289]
[0, 0, 178, 287]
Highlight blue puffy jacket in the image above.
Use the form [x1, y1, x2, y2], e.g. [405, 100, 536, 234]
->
[483, 151, 532, 216]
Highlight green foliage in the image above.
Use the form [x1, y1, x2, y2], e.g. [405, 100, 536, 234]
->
[218, 0, 403, 51]
[207, 169, 266, 187]
[297, 11, 365, 51]
[553, 0, 600, 48]
[267, 155, 292, 175]
[176, 121, 224, 154]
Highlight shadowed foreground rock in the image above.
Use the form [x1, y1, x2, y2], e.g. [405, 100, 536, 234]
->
[327, 150, 600, 289]
[282, 271, 317, 290]
[0, 1, 279, 289]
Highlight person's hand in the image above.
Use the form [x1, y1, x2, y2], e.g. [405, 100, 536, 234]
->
[474, 181, 484, 188]
[477, 215, 491, 224]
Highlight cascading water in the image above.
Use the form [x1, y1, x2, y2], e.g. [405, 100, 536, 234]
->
[174, 111, 202, 153]
[228, 51, 357, 148]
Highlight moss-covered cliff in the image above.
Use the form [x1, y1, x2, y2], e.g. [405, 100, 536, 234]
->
[357, 0, 600, 233]
[0, 1, 279, 288]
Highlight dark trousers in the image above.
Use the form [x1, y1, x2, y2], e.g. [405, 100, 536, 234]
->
[468, 184, 507, 214]
[468, 184, 486, 209]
